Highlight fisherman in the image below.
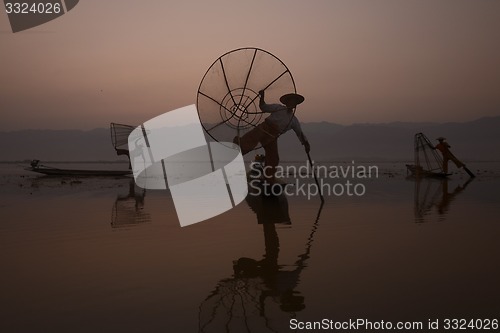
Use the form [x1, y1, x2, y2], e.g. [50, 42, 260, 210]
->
[432, 137, 474, 177]
[233, 90, 310, 183]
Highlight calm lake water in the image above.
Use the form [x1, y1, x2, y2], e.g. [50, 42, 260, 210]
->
[1, 162, 499, 332]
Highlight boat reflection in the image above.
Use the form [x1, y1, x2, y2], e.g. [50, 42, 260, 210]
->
[111, 179, 151, 228]
[412, 177, 473, 223]
[198, 190, 324, 332]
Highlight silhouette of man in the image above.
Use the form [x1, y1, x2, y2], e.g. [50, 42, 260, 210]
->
[433, 137, 465, 173]
[233, 90, 310, 183]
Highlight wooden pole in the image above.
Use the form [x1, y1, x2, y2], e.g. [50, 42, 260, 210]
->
[306, 151, 325, 203]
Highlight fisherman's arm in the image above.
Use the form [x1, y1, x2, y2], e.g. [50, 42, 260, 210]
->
[258, 90, 283, 113]
[259, 90, 266, 110]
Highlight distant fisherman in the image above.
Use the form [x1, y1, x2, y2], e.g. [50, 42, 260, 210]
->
[233, 90, 310, 183]
[432, 137, 475, 177]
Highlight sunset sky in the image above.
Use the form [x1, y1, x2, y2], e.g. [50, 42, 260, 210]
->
[1, 0, 499, 131]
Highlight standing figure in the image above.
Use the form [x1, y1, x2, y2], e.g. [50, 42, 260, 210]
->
[233, 90, 310, 183]
[433, 137, 475, 177]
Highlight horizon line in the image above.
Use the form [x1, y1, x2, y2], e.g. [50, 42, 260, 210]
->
[1, 115, 499, 132]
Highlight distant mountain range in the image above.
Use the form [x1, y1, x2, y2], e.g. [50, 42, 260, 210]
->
[279, 116, 500, 162]
[1, 116, 499, 162]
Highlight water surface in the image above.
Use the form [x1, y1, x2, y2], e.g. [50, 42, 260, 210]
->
[0, 162, 499, 332]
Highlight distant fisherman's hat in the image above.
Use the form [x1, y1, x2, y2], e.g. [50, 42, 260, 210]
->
[280, 93, 305, 106]
[436, 137, 446, 141]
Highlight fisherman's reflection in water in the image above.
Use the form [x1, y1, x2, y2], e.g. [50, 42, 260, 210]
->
[414, 177, 472, 222]
[235, 192, 305, 313]
[111, 179, 151, 228]
[199, 189, 322, 332]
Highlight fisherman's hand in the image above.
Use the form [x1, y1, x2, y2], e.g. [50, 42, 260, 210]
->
[304, 141, 311, 153]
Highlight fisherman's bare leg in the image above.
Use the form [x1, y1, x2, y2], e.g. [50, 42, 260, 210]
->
[233, 127, 262, 155]
[234, 122, 280, 182]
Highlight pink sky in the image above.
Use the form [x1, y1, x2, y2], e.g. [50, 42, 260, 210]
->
[1, 0, 499, 130]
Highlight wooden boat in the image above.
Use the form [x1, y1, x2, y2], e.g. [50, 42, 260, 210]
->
[25, 123, 136, 177]
[26, 160, 131, 177]
[405, 163, 449, 178]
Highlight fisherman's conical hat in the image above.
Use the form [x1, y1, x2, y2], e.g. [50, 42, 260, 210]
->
[436, 137, 446, 141]
[280, 93, 305, 106]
